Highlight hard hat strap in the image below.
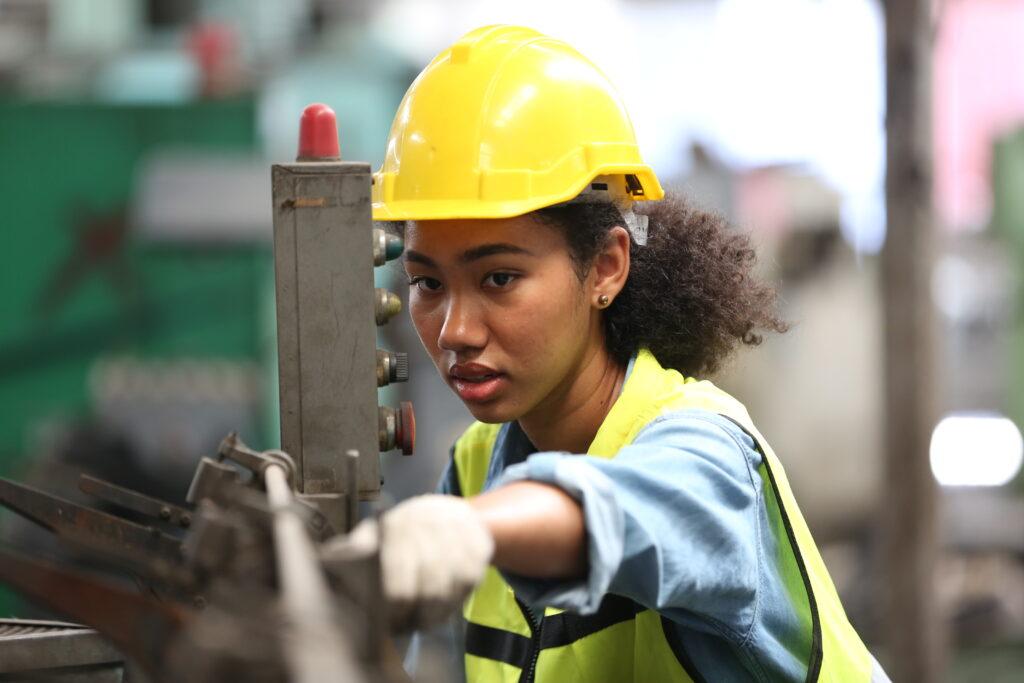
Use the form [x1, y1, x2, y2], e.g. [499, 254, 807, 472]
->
[550, 175, 650, 246]
[621, 209, 649, 246]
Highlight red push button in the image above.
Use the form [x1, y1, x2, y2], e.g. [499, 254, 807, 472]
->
[297, 103, 341, 161]
[397, 401, 415, 456]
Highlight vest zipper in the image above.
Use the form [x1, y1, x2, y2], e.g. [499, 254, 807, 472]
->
[515, 597, 542, 683]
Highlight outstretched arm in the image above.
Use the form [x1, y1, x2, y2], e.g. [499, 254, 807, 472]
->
[469, 481, 587, 579]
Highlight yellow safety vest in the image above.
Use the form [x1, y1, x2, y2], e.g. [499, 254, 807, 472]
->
[452, 350, 874, 682]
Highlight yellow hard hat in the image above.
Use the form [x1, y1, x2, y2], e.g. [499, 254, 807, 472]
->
[372, 25, 664, 221]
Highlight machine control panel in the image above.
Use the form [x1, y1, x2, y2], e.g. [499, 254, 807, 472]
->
[271, 103, 415, 515]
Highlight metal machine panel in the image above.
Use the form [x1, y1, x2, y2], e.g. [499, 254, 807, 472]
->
[271, 162, 380, 499]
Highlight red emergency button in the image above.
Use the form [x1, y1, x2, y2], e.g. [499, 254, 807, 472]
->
[297, 103, 341, 161]
[397, 401, 415, 456]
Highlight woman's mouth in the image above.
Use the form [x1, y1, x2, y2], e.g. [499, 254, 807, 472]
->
[449, 364, 507, 403]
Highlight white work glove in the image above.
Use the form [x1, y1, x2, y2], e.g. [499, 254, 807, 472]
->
[324, 494, 494, 632]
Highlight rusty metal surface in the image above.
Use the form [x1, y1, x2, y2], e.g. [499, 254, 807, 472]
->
[79, 474, 192, 530]
[0, 435, 402, 682]
[0, 402, 404, 682]
[0, 478, 184, 571]
[0, 550, 185, 674]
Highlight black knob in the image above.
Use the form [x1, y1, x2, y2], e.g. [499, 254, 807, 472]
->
[393, 352, 409, 382]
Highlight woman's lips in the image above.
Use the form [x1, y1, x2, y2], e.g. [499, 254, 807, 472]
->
[449, 364, 507, 403]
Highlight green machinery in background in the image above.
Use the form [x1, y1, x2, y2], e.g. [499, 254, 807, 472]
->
[0, 99, 268, 614]
[992, 125, 1024, 488]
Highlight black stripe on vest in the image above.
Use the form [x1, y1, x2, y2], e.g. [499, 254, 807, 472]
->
[538, 594, 644, 649]
[465, 594, 644, 672]
[466, 621, 532, 668]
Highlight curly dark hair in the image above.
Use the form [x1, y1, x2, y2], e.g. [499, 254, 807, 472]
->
[535, 192, 788, 377]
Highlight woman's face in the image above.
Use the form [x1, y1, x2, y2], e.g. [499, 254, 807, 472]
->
[403, 215, 597, 424]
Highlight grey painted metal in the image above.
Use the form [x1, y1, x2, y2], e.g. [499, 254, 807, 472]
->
[0, 619, 123, 679]
[271, 162, 380, 501]
[263, 464, 366, 683]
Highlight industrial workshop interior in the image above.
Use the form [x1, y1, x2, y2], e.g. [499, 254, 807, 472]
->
[0, 1, 1022, 682]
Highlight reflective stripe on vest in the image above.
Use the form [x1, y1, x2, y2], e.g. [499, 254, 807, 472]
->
[452, 350, 874, 682]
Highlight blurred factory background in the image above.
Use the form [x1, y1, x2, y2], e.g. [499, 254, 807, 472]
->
[0, 0, 1022, 680]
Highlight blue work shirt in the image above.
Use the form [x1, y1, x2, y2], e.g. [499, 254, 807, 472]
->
[439, 372, 815, 681]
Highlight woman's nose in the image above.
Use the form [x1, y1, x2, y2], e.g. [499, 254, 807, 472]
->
[438, 295, 487, 352]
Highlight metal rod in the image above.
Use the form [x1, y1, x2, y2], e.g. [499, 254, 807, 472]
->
[263, 464, 366, 683]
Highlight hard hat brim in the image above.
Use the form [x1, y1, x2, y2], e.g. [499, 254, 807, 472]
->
[371, 167, 664, 222]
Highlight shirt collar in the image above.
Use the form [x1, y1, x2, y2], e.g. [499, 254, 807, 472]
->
[484, 354, 640, 486]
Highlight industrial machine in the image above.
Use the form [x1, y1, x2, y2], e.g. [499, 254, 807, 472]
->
[0, 104, 415, 682]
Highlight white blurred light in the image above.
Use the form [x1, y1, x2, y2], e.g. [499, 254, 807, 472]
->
[930, 413, 1024, 487]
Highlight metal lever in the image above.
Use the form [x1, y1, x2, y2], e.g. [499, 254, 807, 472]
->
[80, 474, 193, 529]
[0, 548, 188, 676]
[264, 463, 367, 683]
[0, 478, 184, 569]
[218, 433, 297, 486]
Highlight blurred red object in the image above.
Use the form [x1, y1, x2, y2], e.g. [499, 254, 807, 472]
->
[297, 103, 341, 161]
[186, 22, 242, 98]
[934, 0, 1024, 230]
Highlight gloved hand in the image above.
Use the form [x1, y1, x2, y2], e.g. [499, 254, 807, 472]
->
[323, 494, 494, 632]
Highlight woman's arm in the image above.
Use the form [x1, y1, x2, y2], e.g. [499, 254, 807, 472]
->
[469, 481, 587, 579]
[485, 413, 763, 626]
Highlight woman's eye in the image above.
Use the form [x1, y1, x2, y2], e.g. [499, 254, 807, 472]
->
[409, 276, 443, 292]
[484, 272, 517, 289]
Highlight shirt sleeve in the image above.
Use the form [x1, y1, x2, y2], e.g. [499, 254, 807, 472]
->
[493, 409, 764, 641]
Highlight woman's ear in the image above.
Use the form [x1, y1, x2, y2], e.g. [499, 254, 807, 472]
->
[591, 226, 631, 308]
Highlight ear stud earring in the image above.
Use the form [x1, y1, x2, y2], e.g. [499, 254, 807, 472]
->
[597, 294, 610, 307]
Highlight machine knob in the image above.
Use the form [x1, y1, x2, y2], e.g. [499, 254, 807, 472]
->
[374, 288, 402, 325]
[376, 349, 409, 386]
[296, 103, 341, 161]
[378, 401, 415, 456]
[372, 228, 405, 266]
[397, 401, 415, 456]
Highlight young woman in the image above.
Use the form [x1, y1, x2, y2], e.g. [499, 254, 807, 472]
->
[354, 25, 889, 683]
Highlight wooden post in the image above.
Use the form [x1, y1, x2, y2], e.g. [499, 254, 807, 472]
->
[881, 0, 944, 680]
